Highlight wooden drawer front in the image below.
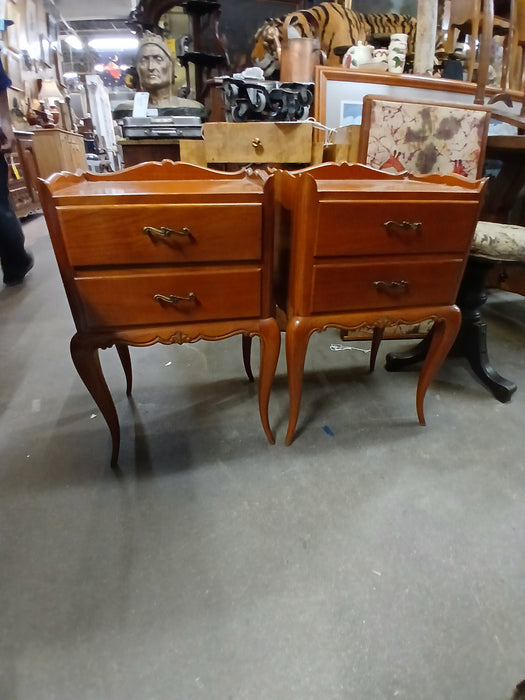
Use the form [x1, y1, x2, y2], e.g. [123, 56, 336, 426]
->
[310, 258, 464, 314]
[58, 204, 262, 266]
[202, 122, 313, 164]
[314, 201, 478, 257]
[75, 266, 262, 328]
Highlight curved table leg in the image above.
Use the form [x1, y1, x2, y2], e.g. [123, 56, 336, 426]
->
[70, 334, 120, 468]
[116, 343, 133, 396]
[242, 334, 254, 382]
[457, 318, 517, 402]
[370, 326, 385, 372]
[453, 258, 517, 402]
[256, 318, 281, 444]
[416, 308, 461, 426]
[385, 329, 433, 371]
[285, 317, 312, 446]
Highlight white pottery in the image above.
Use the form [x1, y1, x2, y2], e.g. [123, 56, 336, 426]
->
[343, 41, 374, 69]
[387, 33, 408, 73]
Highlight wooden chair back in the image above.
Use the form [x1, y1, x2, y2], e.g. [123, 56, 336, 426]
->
[357, 94, 491, 181]
[445, 0, 512, 90]
[448, 0, 482, 30]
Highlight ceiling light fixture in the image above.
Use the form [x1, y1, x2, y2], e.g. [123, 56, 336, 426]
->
[88, 37, 139, 52]
[65, 35, 83, 50]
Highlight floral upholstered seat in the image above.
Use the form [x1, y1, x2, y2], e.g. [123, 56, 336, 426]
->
[471, 220, 525, 262]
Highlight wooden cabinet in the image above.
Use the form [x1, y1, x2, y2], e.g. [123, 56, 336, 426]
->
[32, 128, 87, 179]
[278, 163, 487, 444]
[118, 138, 181, 169]
[179, 122, 316, 168]
[37, 161, 280, 466]
[8, 131, 40, 219]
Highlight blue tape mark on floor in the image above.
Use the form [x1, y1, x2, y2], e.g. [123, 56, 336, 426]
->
[322, 425, 334, 436]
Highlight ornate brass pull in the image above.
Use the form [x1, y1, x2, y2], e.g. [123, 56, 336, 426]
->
[153, 292, 197, 304]
[144, 226, 192, 239]
[373, 280, 409, 292]
[384, 220, 422, 233]
[251, 137, 262, 149]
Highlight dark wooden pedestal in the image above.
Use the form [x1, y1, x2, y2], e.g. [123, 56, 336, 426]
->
[385, 257, 518, 402]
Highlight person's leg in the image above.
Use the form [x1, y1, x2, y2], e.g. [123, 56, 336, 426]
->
[0, 156, 33, 285]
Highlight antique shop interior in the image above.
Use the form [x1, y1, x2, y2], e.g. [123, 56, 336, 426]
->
[2, 0, 525, 698]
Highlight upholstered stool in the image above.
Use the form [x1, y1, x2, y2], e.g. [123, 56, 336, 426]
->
[386, 220, 525, 401]
[471, 220, 525, 262]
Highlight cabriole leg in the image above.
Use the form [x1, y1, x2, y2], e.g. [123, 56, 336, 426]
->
[285, 317, 312, 445]
[416, 308, 461, 426]
[116, 343, 132, 396]
[256, 318, 281, 444]
[70, 334, 120, 468]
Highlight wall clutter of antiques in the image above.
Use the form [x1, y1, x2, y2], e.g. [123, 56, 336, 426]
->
[1, 0, 525, 220]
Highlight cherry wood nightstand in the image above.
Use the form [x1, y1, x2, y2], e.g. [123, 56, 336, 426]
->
[37, 161, 280, 466]
[276, 163, 487, 444]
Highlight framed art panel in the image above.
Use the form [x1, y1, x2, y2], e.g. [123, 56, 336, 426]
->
[313, 66, 524, 135]
[46, 12, 58, 45]
[25, 0, 40, 59]
[2, 47, 23, 90]
[5, 2, 20, 49]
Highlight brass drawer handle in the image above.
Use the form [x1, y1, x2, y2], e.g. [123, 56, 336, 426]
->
[384, 220, 422, 234]
[144, 226, 192, 239]
[373, 280, 409, 292]
[252, 138, 262, 150]
[153, 292, 197, 304]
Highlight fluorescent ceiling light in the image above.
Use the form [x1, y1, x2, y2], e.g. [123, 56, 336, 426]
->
[63, 72, 78, 79]
[65, 35, 83, 50]
[88, 37, 139, 51]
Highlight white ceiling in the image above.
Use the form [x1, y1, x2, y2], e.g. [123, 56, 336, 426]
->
[54, 0, 135, 22]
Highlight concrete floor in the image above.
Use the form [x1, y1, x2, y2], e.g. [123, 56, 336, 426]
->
[1, 213, 525, 700]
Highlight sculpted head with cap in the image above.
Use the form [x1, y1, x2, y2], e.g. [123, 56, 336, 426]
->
[135, 31, 175, 107]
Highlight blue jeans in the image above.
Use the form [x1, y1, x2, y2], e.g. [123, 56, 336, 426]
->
[0, 155, 32, 284]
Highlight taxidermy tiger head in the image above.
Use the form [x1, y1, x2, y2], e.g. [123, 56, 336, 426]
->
[251, 18, 286, 79]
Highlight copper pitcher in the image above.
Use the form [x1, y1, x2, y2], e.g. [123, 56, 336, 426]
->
[278, 13, 323, 83]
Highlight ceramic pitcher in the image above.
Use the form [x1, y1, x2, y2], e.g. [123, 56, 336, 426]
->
[388, 33, 408, 73]
[343, 41, 374, 69]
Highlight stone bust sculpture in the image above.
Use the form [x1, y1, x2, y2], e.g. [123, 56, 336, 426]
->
[115, 31, 204, 116]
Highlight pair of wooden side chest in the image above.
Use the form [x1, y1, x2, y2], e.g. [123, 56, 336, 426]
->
[38, 160, 486, 465]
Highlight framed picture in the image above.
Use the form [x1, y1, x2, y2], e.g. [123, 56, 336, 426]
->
[5, 2, 19, 49]
[340, 101, 363, 127]
[2, 47, 23, 90]
[46, 12, 58, 46]
[313, 66, 523, 133]
[25, 0, 39, 59]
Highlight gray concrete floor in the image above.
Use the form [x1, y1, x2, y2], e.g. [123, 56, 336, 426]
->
[1, 213, 525, 700]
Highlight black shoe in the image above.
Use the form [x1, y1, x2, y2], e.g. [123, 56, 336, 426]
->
[4, 253, 34, 287]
